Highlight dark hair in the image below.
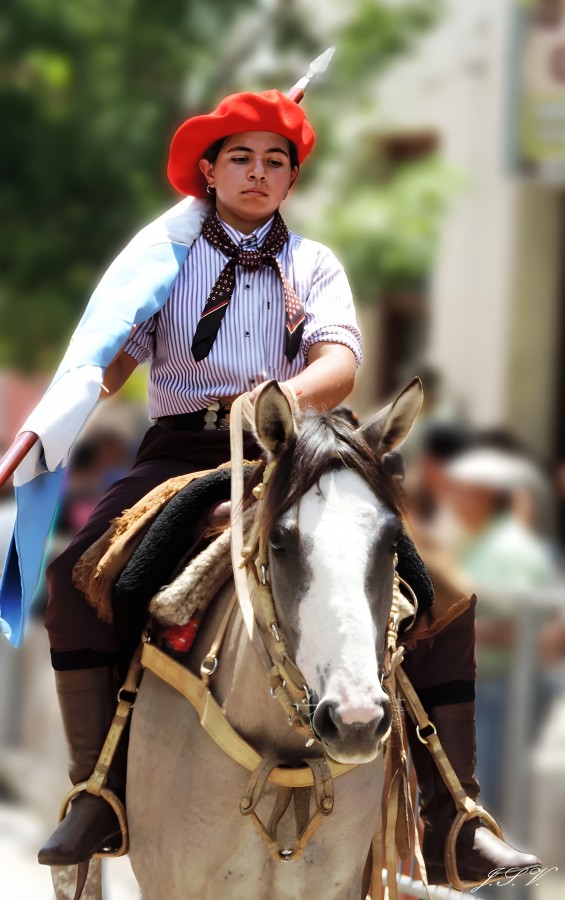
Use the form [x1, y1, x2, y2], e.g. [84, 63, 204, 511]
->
[422, 423, 471, 462]
[259, 411, 404, 540]
[202, 137, 299, 170]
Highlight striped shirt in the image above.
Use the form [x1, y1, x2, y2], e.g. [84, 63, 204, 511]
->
[123, 213, 362, 417]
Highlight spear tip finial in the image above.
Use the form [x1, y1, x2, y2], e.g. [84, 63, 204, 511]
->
[287, 46, 336, 104]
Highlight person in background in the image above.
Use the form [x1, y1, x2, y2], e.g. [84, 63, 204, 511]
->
[437, 441, 556, 814]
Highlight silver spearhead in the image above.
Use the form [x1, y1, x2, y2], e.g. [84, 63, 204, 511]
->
[287, 46, 336, 102]
[306, 47, 336, 79]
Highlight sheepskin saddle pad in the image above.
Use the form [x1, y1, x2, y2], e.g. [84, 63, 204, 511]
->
[110, 465, 257, 652]
[146, 524, 434, 638]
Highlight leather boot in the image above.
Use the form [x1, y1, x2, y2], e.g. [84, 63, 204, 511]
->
[38, 667, 125, 866]
[406, 701, 541, 886]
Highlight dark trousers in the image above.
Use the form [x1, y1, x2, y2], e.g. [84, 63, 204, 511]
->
[402, 596, 477, 708]
[46, 425, 259, 661]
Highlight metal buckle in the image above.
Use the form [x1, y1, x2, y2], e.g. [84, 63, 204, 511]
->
[200, 656, 218, 678]
[416, 721, 437, 744]
[117, 687, 138, 706]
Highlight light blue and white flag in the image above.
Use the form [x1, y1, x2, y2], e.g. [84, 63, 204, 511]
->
[0, 196, 210, 646]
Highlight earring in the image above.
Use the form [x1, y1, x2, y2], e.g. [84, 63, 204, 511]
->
[206, 184, 216, 196]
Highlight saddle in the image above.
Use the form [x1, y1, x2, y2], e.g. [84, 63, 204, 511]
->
[72, 464, 256, 652]
[68, 454, 478, 900]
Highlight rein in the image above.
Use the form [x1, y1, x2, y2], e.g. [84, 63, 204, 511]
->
[227, 393, 412, 863]
[57, 392, 507, 900]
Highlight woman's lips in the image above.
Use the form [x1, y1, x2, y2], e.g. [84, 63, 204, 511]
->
[242, 189, 268, 196]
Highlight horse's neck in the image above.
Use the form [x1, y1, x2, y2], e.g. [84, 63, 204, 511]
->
[190, 584, 311, 764]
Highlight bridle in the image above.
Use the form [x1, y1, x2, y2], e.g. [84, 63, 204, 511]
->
[230, 394, 418, 738]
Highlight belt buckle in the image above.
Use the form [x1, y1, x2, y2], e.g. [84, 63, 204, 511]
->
[203, 401, 220, 430]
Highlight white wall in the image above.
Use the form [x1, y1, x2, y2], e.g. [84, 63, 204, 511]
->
[375, 0, 562, 452]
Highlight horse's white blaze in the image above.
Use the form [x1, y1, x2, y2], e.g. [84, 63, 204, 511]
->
[296, 469, 389, 721]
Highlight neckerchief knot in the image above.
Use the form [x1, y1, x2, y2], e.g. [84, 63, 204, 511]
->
[236, 247, 265, 270]
[191, 211, 305, 363]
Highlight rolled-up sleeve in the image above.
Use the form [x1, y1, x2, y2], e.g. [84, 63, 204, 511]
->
[122, 316, 156, 364]
[301, 247, 362, 365]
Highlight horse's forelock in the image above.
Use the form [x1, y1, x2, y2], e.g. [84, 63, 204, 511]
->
[260, 412, 404, 538]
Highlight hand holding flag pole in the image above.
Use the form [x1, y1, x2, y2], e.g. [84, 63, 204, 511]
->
[0, 48, 336, 489]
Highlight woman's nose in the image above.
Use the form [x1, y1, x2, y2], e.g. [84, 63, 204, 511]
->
[249, 160, 266, 180]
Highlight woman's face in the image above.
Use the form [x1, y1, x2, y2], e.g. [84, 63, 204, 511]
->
[199, 130, 299, 233]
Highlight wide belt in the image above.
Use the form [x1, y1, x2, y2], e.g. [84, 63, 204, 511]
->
[156, 401, 231, 432]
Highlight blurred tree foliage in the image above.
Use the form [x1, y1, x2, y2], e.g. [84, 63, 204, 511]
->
[312, 156, 464, 303]
[0, 0, 443, 371]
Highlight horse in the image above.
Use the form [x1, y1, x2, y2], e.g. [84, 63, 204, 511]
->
[123, 377, 423, 900]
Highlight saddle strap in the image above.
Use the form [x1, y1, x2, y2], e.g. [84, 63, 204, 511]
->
[395, 665, 504, 892]
[56, 647, 145, 900]
[58, 644, 144, 862]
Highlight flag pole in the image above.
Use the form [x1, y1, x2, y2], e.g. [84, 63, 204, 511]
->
[0, 431, 38, 488]
[0, 48, 337, 488]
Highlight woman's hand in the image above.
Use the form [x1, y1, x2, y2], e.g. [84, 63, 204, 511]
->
[248, 380, 300, 407]
[100, 348, 139, 398]
[248, 342, 356, 412]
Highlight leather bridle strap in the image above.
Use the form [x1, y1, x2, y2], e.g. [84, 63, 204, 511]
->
[228, 393, 314, 735]
[228, 393, 274, 673]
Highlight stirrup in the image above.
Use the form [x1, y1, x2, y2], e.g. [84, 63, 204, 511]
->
[444, 803, 504, 891]
[59, 781, 129, 858]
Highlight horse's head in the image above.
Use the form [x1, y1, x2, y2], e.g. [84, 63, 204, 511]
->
[253, 379, 423, 765]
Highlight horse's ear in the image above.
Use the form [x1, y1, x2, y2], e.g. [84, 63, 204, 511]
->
[254, 381, 296, 458]
[360, 377, 423, 456]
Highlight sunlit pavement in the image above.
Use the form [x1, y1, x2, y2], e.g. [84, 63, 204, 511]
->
[0, 801, 140, 900]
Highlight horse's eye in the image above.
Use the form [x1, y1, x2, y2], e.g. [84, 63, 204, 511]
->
[270, 525, 295, 553]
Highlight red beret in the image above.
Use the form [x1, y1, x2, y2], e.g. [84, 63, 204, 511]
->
[167, 89, 316, 198]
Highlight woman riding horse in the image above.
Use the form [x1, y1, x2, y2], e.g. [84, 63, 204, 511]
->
[22, 86, 537, 884]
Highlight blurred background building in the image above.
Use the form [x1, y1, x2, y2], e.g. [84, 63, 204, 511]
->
[1, 1, 565, 897]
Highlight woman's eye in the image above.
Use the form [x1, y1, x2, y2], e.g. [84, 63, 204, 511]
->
[231, 156, 249, 163]
[269, 160, 283, 167]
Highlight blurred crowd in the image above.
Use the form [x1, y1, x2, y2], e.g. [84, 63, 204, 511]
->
[399, 367, 565, 861]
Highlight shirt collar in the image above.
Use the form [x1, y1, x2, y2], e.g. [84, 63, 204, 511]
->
[215, 212, 275, 249]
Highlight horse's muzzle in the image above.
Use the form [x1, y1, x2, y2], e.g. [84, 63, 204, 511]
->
[312, 695, 392, 763]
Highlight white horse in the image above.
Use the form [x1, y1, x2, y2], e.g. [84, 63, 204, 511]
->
[125, 379, 423, 900]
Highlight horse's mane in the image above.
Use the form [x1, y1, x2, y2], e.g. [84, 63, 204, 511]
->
[257, 410, 404, 538]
